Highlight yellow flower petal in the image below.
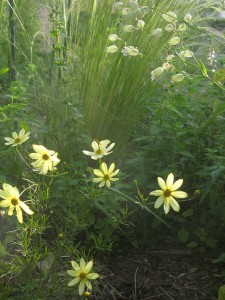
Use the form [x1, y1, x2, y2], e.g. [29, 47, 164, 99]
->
[166, 173, 174, 189]
[170, 179, 183, 191]
[171, 191, 187, 198]
[157, 177, 166, 190]
[154, 195, 165, 209]
[169, 196, 180, 212]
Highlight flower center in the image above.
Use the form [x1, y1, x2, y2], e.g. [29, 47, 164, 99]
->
[79, 272, 86, 279]
[96, 149, 103, 155]
[11, 198, 19, 206]
[42, 154, 49, 160]
[15, 138, 20, 144]
[164, 189, 171, 197]
[103, 174, 110, 181]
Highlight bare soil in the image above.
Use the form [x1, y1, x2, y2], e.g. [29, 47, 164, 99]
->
[94, 247, 223, 300]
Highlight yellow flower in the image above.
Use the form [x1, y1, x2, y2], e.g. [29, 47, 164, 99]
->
[67, 258, 99, 296]
[93, 162, 119, 187]
[150, 173, 188, 214]
[0, 183, 34, 223]
[29, 144, 60, 175]
[4, 128, 30, 147]
[83, 140, 115, 160]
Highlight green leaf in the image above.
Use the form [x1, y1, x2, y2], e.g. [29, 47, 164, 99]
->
[0, 68, 9, 75]
[178, 228, 190, 242]
[218, 285, 225, 300]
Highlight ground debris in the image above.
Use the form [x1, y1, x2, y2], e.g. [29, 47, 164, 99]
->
[95, 248, 222, 300]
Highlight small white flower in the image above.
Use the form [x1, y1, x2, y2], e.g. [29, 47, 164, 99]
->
[106, 45, 118, 54]
[150, 28, 163, 37]
[136, 20, 145, 30]
[165, 24, 175, 32]
[108, 34, 120, 42]
[166, 54, 175, 61]
[162, 11, 177, 23]
[123, 24, 135, 33]
[168, 36, 180, 46]
[151, 67, 164, 80]
[122, 7, 130, 15]
[121, 46, 141, 56]
[178, 23, 187, 32]
[184, 13, 192, 22]
[171, 74, 184, 82]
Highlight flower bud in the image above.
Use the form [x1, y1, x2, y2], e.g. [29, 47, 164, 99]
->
[121, 46, 140, 56]
[162, 62, 171, 70]
[137, 20, 145, 29]
[106, 45, 118, 54]
[123, 24, 134, 33]
[112, 2, 123, 10]
[165, 24, 175, 32]
[162, 11, 177, 23]
[178, 50, 193, 59]
[151, 67, 164, 80]
[108, 34, 120, 42]
[171, 73, 184, 82]
[128, 0, 138, 9]
[168, 36, 180, 46]
[150, 28, 163, 37]
[184, 13, 192, 22]
[122, 7, 130, 15]
[178, 23, 187, 32]
[166, 54, 175, 61]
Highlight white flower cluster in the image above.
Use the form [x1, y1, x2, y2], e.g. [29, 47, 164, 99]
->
[106, 1, 147, 56]
[150, 12, 192, 45]
[112, 0, 148, 18]
[150, 11, 193, 83]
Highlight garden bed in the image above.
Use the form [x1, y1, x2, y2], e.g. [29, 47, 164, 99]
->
[96, 247, 222, 299]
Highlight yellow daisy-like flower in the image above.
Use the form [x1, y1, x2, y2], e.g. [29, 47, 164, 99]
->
[0, 183, 34, 223]
[4, 128, 30, 147]
[83, 139, 115, 160]
[29, 144, 60, 175]
[67, 258, 99, 296]
[93, 162, 119, 187]
[150, 173, 188, 214]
